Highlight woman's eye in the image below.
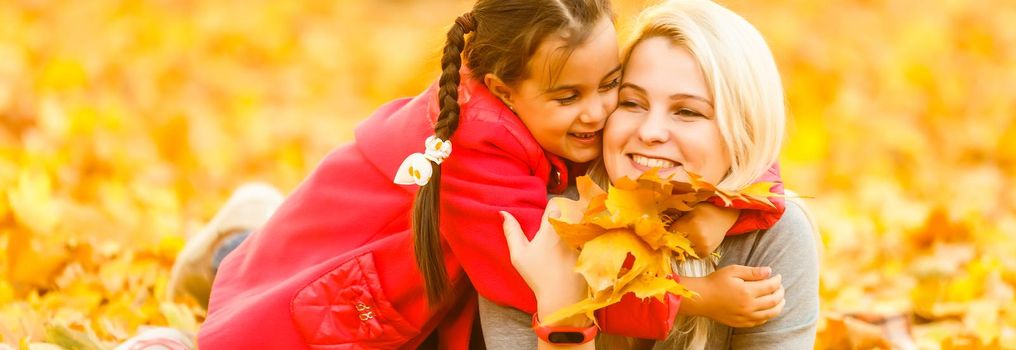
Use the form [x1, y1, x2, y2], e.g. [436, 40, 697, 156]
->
[555, 95, 579, 105]
[619, 100, 643, 109]
[675, 108, 705, 118]
[599, 78, 620, 91]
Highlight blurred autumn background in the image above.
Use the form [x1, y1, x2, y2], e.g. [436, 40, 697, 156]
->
[1, 0, 1014, 348]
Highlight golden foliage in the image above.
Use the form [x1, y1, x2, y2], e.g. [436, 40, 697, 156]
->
[542, 171, 777, 325]
[0, 0, 1013, 348]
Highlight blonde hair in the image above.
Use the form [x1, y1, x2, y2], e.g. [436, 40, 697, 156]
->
[613, 0, 786, 191]
[593, 0, 786, 348]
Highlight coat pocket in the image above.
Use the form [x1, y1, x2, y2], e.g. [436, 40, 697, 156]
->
[291, 252, 419, 349]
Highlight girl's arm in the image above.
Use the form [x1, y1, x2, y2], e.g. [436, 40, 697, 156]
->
[599, 165, 786, 336]
[676, 204, 740, 258]
[437, 122, 558, 315]
[682, 162, 787, 257]
[678, 265, 785, 328]
[716, 162, 786, 234]
[439, 121, 678, 339]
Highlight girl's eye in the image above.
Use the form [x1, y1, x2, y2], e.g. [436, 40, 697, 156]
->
[599, 78, 620, 91]
[555, 95, 579, 105]
[675, 108, 705, 118]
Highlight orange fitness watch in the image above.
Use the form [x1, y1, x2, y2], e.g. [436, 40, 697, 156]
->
[531, 313, 598, 344]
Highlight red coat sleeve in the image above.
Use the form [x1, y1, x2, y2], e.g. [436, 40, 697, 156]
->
[719, 162, 786, 235]
[439, 120, 677, 338]
[438, 121, 549, 316]
[595, 275, 682, 339]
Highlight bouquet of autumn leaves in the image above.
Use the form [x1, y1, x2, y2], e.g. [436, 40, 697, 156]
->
[541, 169, 779, 325]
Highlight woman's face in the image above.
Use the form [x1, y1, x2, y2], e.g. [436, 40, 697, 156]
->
[603, 36, 731, 184]
[501, 17, 621, 164]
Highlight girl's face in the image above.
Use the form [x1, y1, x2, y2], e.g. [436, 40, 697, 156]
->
[603, 36, 731, 184]
[493, 17, 621, 164]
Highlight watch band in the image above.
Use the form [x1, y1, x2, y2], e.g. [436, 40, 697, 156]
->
[531, 313, 598, 344]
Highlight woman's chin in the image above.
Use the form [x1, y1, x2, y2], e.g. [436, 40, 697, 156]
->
[610, 166, 684, 182]
[646, 166, 688, 183]
[664, 171, 689, 182]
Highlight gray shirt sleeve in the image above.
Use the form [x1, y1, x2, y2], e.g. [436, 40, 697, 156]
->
[710, 200, 821, 349]
[478, 294, 538, 350]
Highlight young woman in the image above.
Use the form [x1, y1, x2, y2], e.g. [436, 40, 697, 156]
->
[195, 0, 785, 348]
[494, 0, 819, 348]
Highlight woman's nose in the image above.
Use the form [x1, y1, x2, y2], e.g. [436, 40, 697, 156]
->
[637, 112, 669, 144]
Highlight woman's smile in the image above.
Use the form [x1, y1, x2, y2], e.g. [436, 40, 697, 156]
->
[628, 153, 681, 173]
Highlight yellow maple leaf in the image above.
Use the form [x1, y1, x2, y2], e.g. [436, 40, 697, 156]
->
[545, 169, 781, 324]
[687, 172, 779, 208]
[548, 219, 604, 251]
[543, 289, 619, 326]
[604, 181, 658, 227]
[575, 230, 652, 293]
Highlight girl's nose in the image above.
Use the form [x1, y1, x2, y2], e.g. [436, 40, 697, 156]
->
[579, 94, 608, 125]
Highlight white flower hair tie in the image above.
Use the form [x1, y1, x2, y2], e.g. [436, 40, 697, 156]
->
[393, 135, 452, 186]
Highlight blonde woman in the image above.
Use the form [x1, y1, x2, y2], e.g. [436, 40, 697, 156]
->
[492, 0, 819, 349]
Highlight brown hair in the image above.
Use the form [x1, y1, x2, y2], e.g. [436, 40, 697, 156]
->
[413, 0, 613, 304]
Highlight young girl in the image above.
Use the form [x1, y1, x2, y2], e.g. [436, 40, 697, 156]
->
[197, 0, 785, 349]
[499, 0, 818, 349]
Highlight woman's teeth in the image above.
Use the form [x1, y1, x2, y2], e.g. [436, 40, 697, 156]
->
[571, 132, 597, 139]
[631, 154, 677, 169]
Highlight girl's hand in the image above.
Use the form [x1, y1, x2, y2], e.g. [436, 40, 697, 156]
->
[500, 206, 588, 326]
[680, 265, 785, 328]
[673, 204, 739, 257]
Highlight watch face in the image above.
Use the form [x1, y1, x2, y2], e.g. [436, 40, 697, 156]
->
[548, 331, 585, 344]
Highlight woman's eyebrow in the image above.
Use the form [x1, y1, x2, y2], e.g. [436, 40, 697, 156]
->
[670, 93, 713, 106]
[619, 82, 646, 95]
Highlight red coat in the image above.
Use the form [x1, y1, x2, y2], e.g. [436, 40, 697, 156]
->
[199, 71, 784, 349]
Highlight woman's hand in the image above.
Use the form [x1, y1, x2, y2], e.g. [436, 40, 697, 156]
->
[500, 206, 588, 326]
[679, 265, 785, 328]
[674, 204, 740, 257]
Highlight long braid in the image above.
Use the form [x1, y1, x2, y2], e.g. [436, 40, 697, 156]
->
[413, 11, 475, 305]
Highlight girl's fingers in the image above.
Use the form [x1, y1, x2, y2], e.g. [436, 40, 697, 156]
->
[729, 265, 772, 282]
[500, 211, 528, 254]
[750, 273, 782, 298]
[753, 297, 786, 323]
[753, 283, 785, 312]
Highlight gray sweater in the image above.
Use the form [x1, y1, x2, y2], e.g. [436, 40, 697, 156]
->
[478, 200, 819, 349]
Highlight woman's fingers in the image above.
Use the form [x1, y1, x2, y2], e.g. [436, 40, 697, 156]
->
[500, 211, 528, 255]
[539, 202, 562, 231]
[543, 199, 564, 221]
[532, 202, 563, 246]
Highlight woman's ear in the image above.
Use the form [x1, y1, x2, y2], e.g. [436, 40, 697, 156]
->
[484, 73, 515, 109]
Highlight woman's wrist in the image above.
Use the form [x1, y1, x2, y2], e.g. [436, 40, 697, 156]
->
[536, 292, 592, 327]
